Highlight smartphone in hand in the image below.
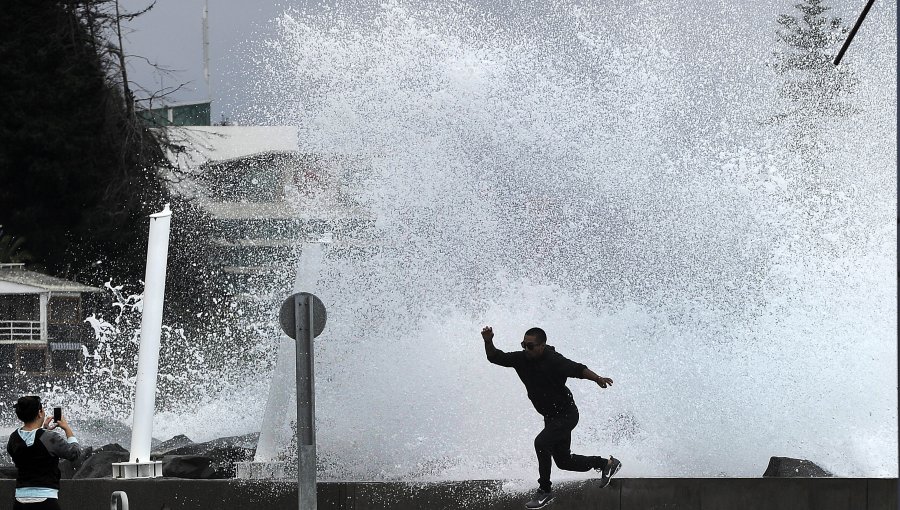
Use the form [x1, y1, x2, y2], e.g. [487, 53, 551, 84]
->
[53, 407, 62, 422]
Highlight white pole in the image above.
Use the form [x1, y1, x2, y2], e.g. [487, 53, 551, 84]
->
[128, 204, 172, 464]
[235, 237, 332, 480]
[253, 336, 296, 462]
[255, 243, 325, 462]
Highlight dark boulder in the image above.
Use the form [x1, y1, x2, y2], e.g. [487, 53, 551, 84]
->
[95, 443, 129, 454]
[763, 456, 833, 477]
[154, 433, 258, 479]
[59, 444, 94, 479]
[157, 433, 258, 456]
[152, 434, 195, 457]
[161, 455, 217, 479]
[73, 444, 130, 479]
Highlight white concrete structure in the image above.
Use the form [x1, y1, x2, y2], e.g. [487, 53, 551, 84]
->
[161, 125, 369, 302]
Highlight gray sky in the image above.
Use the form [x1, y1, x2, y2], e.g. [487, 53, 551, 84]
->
[121, 0, 293, 120]
[119, 0, 893, 123]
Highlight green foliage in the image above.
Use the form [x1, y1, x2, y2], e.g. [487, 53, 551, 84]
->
[772, 0, 857, 127]
[0, 1, 220, 326]
[770, 0, 858, 208]
[0, 229, 34, 264]
[0, 1, 154, 269]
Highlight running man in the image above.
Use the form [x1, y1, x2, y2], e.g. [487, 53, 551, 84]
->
[481, 325, 621, 509]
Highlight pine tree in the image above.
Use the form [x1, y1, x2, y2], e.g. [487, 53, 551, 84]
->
[772, 0, 856, 203]
[773, 0, 857, 122]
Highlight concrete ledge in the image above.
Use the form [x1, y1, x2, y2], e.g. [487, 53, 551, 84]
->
[0, 478, 895, 510]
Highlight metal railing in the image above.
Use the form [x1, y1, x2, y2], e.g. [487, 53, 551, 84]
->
[0, 321, 42, 342]
[110, 491, 129, 510]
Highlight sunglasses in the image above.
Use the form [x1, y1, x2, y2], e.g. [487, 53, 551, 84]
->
[521, 341, 542, 350]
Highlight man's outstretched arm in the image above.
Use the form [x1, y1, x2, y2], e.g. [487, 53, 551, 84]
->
[482, 326, 500, 357]
[581, 367, 614, 388]
[481, 326, 516, 367]
[549, 351, 612, 388]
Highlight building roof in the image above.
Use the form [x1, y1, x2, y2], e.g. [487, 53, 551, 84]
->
[161, 125, 302, 201]
[202, 201, 368, 221]
[0, 264, 100, 293]
[165, 126, 299, 168]
[159, 125, 372, 229]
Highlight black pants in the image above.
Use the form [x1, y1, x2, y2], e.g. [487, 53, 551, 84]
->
[534, 409, 606, 492]
[13, 499, 61, 510]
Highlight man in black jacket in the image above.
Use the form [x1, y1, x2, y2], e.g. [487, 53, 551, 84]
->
[482, 326, 621, 509]
[7, 395, 82, 510]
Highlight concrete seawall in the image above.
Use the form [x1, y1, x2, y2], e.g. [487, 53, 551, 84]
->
[0, 478, 895, 509]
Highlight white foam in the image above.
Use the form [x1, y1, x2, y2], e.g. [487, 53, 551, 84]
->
[237, 0, 896, 479]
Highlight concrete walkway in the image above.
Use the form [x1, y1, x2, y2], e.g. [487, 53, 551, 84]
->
[0, 478, 896, 509]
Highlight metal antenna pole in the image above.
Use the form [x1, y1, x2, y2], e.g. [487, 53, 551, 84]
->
[202, 0, 211, 101]
[834, 0, 877, 65]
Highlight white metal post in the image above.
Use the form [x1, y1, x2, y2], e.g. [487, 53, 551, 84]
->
[112, 204, 170, 478]
[235, 242, 327, 482]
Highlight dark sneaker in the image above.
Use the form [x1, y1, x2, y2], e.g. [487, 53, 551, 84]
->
[524, 489, 554, 509]
[598, 456, 622, 488]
